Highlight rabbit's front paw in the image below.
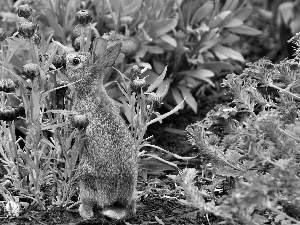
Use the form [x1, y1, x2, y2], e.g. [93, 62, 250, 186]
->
[79, 203, 94, 219]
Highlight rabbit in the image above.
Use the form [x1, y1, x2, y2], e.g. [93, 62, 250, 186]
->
[65, 37, 138, 220]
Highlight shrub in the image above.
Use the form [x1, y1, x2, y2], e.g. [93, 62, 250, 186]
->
[177, 48, 300, 223]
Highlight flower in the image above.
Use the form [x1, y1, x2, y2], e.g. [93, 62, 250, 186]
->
[121, 38, 140, 57]
[130, 65, 141, 81]
[75, 10, 92, 26]
[0, 78, 16, 93]
[146, 92, 163, 108]
[22, 63, 39, 80]
[18, 21, 38, 39]
[32, 33, 41, 45]
[17, 4, 33, 19]
[120, 16, 133, 26]
[0, 28, 7, 42]
[130, 78, 147, 93]
[71, 114, 89, 130]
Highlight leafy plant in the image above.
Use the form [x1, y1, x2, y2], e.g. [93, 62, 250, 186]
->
[172, 52, 300, 223]
[0, 2, 187, 217]
[102, 0, 262, 113]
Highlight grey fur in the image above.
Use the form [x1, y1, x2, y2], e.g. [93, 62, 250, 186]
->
[66, 38, 138, 219]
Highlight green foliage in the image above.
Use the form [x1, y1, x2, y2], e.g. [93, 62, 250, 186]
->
[105, 0, 262, 113]
[0, 0, 261, 114]
[0, 0, 186, 217]
[176, 56, 300, 223]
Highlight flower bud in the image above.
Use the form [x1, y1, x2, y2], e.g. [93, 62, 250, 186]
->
[130, 78, 146, 93]
[75, 10, 92, 26]
[121, 38, 140, 57]
[22, 63, 39, 80]
[0, 78, 16, 93]
[0, 106, 16, 121]
[120, 16, 133, 26]
[146, 92, 163, 108]
[18, 21, 38, 39]
[32, 33, 41, 45]
[17, 4, 33, 19]
[71, 114, 89, 130]
[130, 65, 141, 81]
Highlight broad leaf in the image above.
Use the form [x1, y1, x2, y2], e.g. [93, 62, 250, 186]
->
[190, 1, 214, 24]
[224, 17, 243, 28]
[171, 87, 184, 106]
[228, 25, 263, 36]
[43, 9, 64, 39]
[221, 0, 239, 12]
[160, 34, 177, 47]
[178, 68, 215, 86]
[209, 11, 233, 28]
[179, 86, 197, 113]
[213, 44, 245, 63]
[147, 18, 178, 39]
[234, 5, 253, 21]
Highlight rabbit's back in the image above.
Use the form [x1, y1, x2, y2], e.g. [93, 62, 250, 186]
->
[74, 95, 138, 173]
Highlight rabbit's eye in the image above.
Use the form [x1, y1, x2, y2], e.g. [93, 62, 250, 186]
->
[72, 57, 81, 65]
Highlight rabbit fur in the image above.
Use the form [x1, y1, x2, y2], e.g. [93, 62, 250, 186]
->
[66, 38, 138, 220]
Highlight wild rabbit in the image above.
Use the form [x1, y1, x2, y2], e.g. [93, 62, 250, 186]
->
[66, 37, 138, 220]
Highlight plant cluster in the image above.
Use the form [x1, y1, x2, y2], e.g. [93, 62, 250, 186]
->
[0, 0, 184, 219]
[0, 0, 262, 114]
[173, 54, 300, 223]
[0, 0, 269, 223]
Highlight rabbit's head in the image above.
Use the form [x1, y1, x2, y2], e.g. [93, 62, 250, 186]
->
[66, 52, 91, 83]
[66, 38, 122, 85]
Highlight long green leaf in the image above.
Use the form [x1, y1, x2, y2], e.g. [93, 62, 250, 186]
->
[213, 44, 245, 63]
[228, 25, 262, 36]
[147, 98, 185, 126]
[147, 18, 178, 39]
[146, 66, 168, 93]
[179, 86, 197, 113]
[190, 1, 214, 24]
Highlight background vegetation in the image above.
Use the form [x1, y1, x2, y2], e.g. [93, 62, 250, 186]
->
[0, 0, 300, 224]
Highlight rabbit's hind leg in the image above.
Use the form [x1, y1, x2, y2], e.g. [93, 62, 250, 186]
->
[78, 179, 97, 219]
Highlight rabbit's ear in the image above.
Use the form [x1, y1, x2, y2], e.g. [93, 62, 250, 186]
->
[104, 40, 122, 67]
[92, 37, 107, 64]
